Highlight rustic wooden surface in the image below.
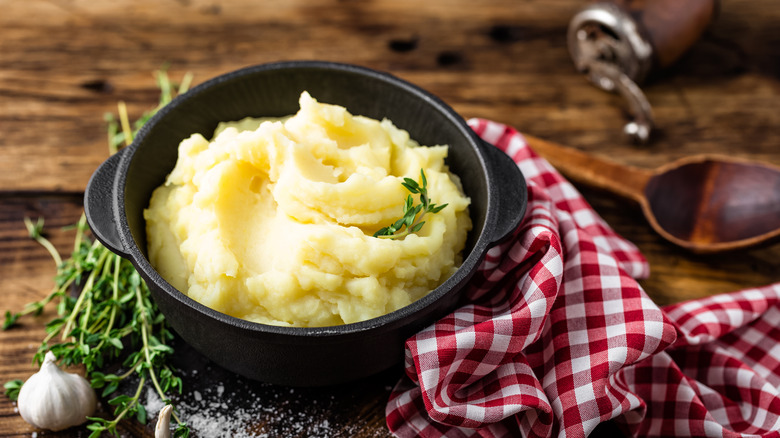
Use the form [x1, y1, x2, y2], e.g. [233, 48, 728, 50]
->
[1, 0, 779, 436]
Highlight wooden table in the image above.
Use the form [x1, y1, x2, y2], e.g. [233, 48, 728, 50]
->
[1, 0, 778, 436]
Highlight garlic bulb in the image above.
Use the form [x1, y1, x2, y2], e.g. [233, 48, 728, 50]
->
[17, 351, 97, 431]
[155, 404, 173, 438]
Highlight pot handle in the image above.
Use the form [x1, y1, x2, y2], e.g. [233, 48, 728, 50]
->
[83, 148, 130, 257]
[480, 140, 528, 244]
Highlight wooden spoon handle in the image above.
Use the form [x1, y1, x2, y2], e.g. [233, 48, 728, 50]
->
[522, 134, 653, 203]
[615, 0, 718, 68]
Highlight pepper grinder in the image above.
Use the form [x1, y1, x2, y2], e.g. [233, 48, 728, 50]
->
[567, 0, 720, 143]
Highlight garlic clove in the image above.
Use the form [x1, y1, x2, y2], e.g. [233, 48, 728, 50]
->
[17, 351, 97, 432]
[155, 404, 173, 438]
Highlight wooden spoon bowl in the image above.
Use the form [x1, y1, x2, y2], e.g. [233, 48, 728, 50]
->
[525, 135, 780, 253]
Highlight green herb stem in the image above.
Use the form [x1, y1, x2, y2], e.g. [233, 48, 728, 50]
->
[117, 101, 133, 148]
[61, 250, 108, 342]
[109, 375, 146, 427]
[92, 255, 121, 351]
[178, 72, 194, 95]
[24, 217, 62, 268]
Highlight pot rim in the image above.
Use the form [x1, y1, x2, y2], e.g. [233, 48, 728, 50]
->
[111, 60, 500, 338]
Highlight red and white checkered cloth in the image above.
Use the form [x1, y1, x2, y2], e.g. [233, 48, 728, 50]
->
[385, 119, 780, 438]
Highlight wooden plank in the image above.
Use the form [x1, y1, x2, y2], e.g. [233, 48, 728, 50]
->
[0, 0, 778, 192]
[1, 0, 779, 436]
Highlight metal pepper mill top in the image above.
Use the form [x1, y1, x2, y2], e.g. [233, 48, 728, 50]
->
[567, 0, 719, 143]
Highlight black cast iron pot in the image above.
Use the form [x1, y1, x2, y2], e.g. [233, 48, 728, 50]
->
[84, 61, 527, 386]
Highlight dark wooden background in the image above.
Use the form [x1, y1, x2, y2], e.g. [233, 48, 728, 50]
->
[1, 0, 779, 436]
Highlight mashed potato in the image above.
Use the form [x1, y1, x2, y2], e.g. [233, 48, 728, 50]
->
[144, 92, 471, 327]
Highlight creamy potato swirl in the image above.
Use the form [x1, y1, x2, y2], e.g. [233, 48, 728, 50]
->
[145, 92, 471, 327]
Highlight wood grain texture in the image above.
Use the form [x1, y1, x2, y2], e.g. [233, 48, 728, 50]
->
[1, 0, 779, 436]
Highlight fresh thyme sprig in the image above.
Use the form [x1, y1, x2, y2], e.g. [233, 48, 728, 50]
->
[3, 68, 191, 438]
[374, 169, 448, 239]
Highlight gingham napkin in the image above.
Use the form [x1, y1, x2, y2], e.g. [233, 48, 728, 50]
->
[385, 119, 780, 437]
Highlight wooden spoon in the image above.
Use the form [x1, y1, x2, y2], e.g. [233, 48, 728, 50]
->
[524, 135, 780, 253]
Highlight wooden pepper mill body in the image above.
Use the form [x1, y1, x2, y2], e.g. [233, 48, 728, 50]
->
[614, 0, 719, 70]
[568, 0, 719, 142]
